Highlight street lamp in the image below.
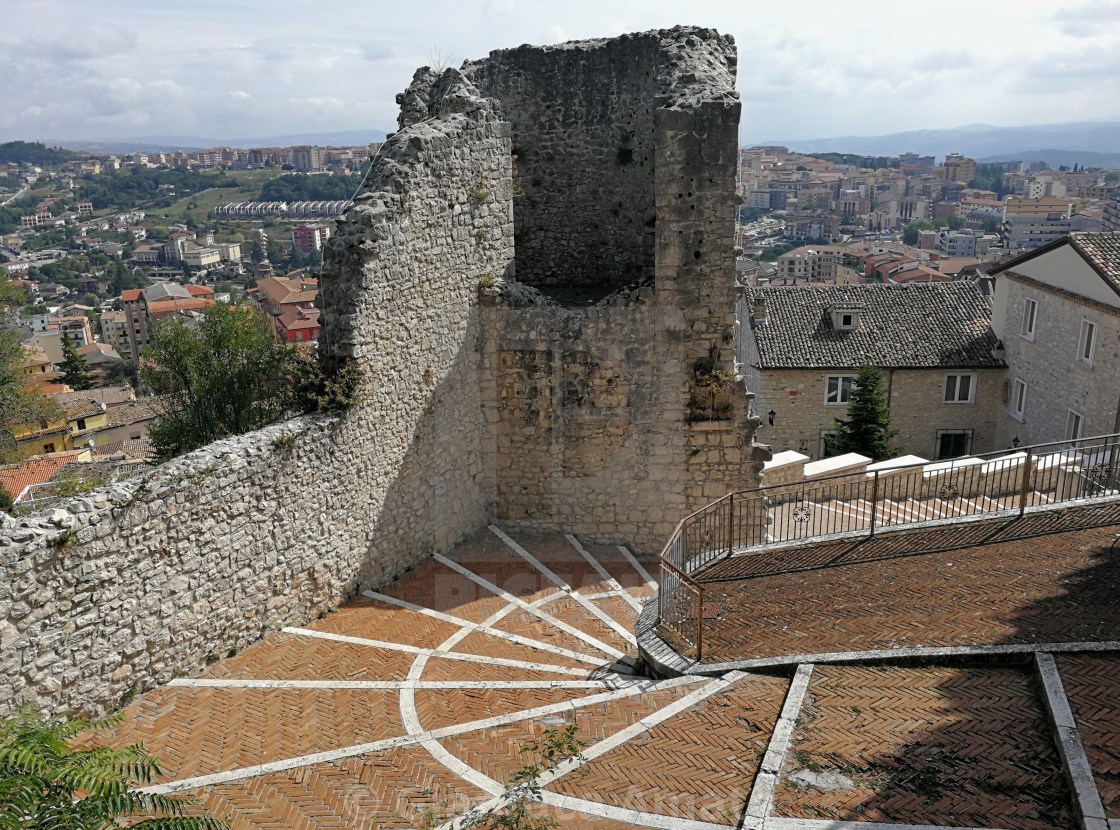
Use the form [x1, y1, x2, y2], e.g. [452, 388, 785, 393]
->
[768, 410, 776, 425]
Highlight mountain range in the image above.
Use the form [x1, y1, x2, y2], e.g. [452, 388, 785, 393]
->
[43, 130, 389, 154]
[760, 120, 1120, 168]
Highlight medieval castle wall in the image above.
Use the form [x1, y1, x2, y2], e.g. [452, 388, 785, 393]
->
[0, 27, 765, 716]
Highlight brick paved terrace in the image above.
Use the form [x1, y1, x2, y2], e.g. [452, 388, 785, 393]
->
[88, 518, 1120, 829]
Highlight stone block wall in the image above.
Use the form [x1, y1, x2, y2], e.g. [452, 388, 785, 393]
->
[1, 68, 510, 717]
[1, 29, 768, 715]
[994, 273, 1120, 447]
[749, 366, 1005, 460]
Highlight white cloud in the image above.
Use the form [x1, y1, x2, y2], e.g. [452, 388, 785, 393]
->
[0, 0, 1117, 143]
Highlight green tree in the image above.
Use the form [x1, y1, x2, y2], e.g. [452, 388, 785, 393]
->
[1, 282, 64, 463]
[141, 304, 303, 459]
[825, 365, 898, 462]
[0, 703, 227, 829]
[60, 338, 94, 391]
[0, 483, 12, 511]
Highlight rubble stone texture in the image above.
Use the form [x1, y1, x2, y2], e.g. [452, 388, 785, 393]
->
[1, 26, 766, 716]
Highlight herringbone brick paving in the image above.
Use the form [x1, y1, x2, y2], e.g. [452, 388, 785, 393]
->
[699, 524, 1120, 661]
[1055, 654, 1120, 817]
[772, 665, 1075, 830]
[202, 633, 418, 681]
[444, 629, 590, 668]
[178, 746, 489, 829]
[104, 688, 402, 783]
[87, 525, 1120, 829]
[436, 687, 700, 788]
[303, 597, 462, 649]
[550, 673, 789, 824]
[414, 687, 612, 732]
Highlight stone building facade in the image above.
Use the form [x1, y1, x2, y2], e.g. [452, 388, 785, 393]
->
[1, 27, 765, 716]
[989, 233, 1120, 447]
[739, 283, 1006, 460]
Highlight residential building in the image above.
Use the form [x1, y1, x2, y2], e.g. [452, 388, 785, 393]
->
[290, 146, 326, 172]
[291, 223, 330, 254]
[943, 153, 977, 184]
[121, 283, 216, 358]
[775, 247, 837, 283]
[248, 275, 318, 323]
[739, 283, 1006, 460]
[988, 232, 1120, 447]
[99, 310, 131, 355]
[275, 306, 321, 343]
[785, 213, 840, 242]
[1002, 196, 1073, 251]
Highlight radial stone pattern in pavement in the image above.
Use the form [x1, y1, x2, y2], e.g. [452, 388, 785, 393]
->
[98, 527, 787, 829]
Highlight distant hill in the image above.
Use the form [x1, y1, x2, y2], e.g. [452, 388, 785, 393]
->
[42, 130, 389, 154]
[760, 120, 1120, 167]
[977, 148, 1120, 169]
[0, 141, 84, 166]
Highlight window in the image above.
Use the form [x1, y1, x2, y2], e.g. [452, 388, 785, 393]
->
[1078, 320, 1096, 366]
[42, 443, 55, 454]
[841, 313, 854, 327]
[944, 373, 975, 404]
[129, 431, 141, 440]
[825, 375, 856, 405]
[1020, 298, 1037, 339]
[76, 418, 86, 431]
[819, 430, 838, 458]
[1010, 378, 1028, 420]
[935, 429, 973, 459]
[1066, 410, 1083, 441]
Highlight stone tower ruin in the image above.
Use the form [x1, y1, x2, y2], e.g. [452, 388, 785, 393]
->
[319, 26, 769, 552]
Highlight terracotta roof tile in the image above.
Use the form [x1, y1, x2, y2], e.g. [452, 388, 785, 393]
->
[747, 282, 1004, 370]
[1070, 231, 1120, 289]
[0, 451, 85, 500]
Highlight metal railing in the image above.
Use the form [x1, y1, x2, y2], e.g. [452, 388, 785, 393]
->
[657, 432, 1120, 658]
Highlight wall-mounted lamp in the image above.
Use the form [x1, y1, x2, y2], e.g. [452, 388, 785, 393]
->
[768, 410, 776, 426]
[1012, 436, 1020, 448]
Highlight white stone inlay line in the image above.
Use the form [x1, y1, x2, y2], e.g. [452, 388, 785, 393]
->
[361, 589, 604, 665]
[741, 664, 814, 830]
[168, 678, 650, 691]
[619, 544, 658, 592]
[565, 533, 644, 613]
[765, 820, 1011, 830]
[433, 552, 627, 660]
[434, 670, 750, 830]
[490, 525, 638, 646]
[542, 792, 734, 830]
[1035, 652, 1108, 830]
[142, 674, 702, 795]
[281, 627, 591, 677]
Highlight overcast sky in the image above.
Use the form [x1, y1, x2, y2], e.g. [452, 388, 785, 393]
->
[3, 0, 1119, 144]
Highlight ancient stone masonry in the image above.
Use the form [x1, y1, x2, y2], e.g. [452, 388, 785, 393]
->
[1, 27, 766, 716]
[462, 27, 769, 548]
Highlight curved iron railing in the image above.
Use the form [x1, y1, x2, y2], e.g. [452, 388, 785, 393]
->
[657, 432, 1120, 658]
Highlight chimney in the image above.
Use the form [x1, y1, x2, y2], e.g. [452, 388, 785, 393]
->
[752, 297, 767, 326]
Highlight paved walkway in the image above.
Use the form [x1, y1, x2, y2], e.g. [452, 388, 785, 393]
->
[97, 524, 1120, 829]
[697, 523, 1120, 664]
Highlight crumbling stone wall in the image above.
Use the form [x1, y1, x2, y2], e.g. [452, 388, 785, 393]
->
[467, 27, 768, 551]
[1, 28, 766, 715]
[0, 69, 510, 717]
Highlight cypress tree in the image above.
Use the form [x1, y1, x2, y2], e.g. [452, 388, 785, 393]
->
[59, 337, 94, 391]
[826, 365, 899, 462]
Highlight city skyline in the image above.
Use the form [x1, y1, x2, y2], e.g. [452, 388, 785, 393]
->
[3, 0, 1120, 144]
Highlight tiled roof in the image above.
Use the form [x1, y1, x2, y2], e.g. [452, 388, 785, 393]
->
[105, 398, 164, 428]
[121, 289, 142, 302]
[146, 297, 214, 314]
[91, 437, 155, 461]
[276, 307, 320, 331]
[747, 282, 1004, 370]
[185, 284, 214, 297]
[63, 398, 105, 420]
[0, 451, 85, 500]
[1070, 232, 1120, 289]
[255, 276, 318, 306]
[53, 386, 134, 407]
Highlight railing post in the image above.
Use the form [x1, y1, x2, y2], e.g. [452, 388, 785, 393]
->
[696, 584, 704, 662]
[869, 470, 879, 538]
[727, 493, 734, 556]
[1019, 449, 1033, 518]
